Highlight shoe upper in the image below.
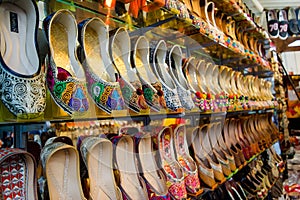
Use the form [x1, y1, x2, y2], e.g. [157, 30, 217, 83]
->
[0, 0, 46, 117]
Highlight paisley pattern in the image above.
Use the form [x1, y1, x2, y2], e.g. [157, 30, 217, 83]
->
[46, 56, 89, 115]
[161, 84, 182, 112]
[84, 66, 125, 114]
[0, 148, 37, 200]
[0, 67, 46, 117]
[142, 84, 161, 112]
[118, 78, 148, 113]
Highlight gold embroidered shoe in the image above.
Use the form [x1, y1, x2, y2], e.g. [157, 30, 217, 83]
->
[0, 0, 46, 118]
[80, 137, 122, 200]
[41, 142, 86, 200]
[110, 28, 148, 113]
[44, 9, 89, 116]
[78, 17, 125, 114]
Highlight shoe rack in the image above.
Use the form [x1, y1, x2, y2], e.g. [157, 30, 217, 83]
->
[0, 0, 286, 199]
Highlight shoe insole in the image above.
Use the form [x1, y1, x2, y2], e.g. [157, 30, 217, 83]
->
[116, 137, 147, 199]
[88, 141, 118, 200]
[47, 148, 85, 200]
[50, 23, 85, 79]
[157, 61, 176, 89]
[84, 27, 112, 82]
[135, 55, 157, 84]
[197, 60, 209, 93]
[0, 3, 37, 75]
[139, 137, 167, 194]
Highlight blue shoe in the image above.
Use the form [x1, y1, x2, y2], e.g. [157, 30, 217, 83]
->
[0, 0, 46, 118]
[43, 9, 89, 115]
[78, 17, 125, 114]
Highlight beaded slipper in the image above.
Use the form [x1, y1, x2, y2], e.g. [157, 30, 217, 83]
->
[0, 0, 46, 118]
[41, 142, 86, 199]
[0, 148, 38, 199]
[173, 124, 202, 195]
[80, 136, 122, 200]
[149, 40, 183, 112]
[167, 45, 195, 110]
[78, 17, 125, 114]
[131, 36, 166, 111]
[44, 9, 89, 115]
[110, 28, 148, 113]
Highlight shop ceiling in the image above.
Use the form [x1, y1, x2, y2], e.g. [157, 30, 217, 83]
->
[244, 0, 300, 14]
[244, 0, 300, 52]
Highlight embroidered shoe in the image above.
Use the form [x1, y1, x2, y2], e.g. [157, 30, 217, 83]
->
[41, 142, 86, 200]
[182, 57, 209, 111]
[135, 131, 170, 199]
[0, 148, 38, 199]
[111, 133, 149, 199]
[80, 136, 122, 200]
[43, 9, 89, 115]
[173, 124, 203, 195]
[0, 0, 46, 118]
[78, 17, 125, 114]
[191, 126, 218, 189]
[167, 45, 196, 111]
[131, 36, 166, 111]
[157, 126, 188, 199]
[110, 28, 148, 113]
[149, 40, 183, 112]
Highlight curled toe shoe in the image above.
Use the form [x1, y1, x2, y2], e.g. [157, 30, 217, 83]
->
[44, 9, 89, 115]
[0, 0, 46, 118]
[78, 17, 125, 114]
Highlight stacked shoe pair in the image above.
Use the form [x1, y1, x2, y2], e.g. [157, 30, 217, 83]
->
[189, 114, 279, 190]
[266, 8, 300, 40]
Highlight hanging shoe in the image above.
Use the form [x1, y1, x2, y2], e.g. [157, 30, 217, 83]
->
[149, 40, 183, 112]
[287, 7, 299, 35]
[131, 36, 166, 111]
[112, 132, 149, 199]
[41, 142, 86, 199]
[78, 17, 125, 114]
[173, 124, 203, 195]
[110, 28, 150, 113]
[167, 45, 196, 111]
[157, 126, 188, 199]
[191, 125, 218, 189]
[80, 137, 122, 200]
[0, 0, 46, 118]
[278, 9, 289, 40]
[44, 9, 89, 116]
[135, 132, 170, 199]
[0, 148, 38, 199]
[266, 10, 279, 38]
